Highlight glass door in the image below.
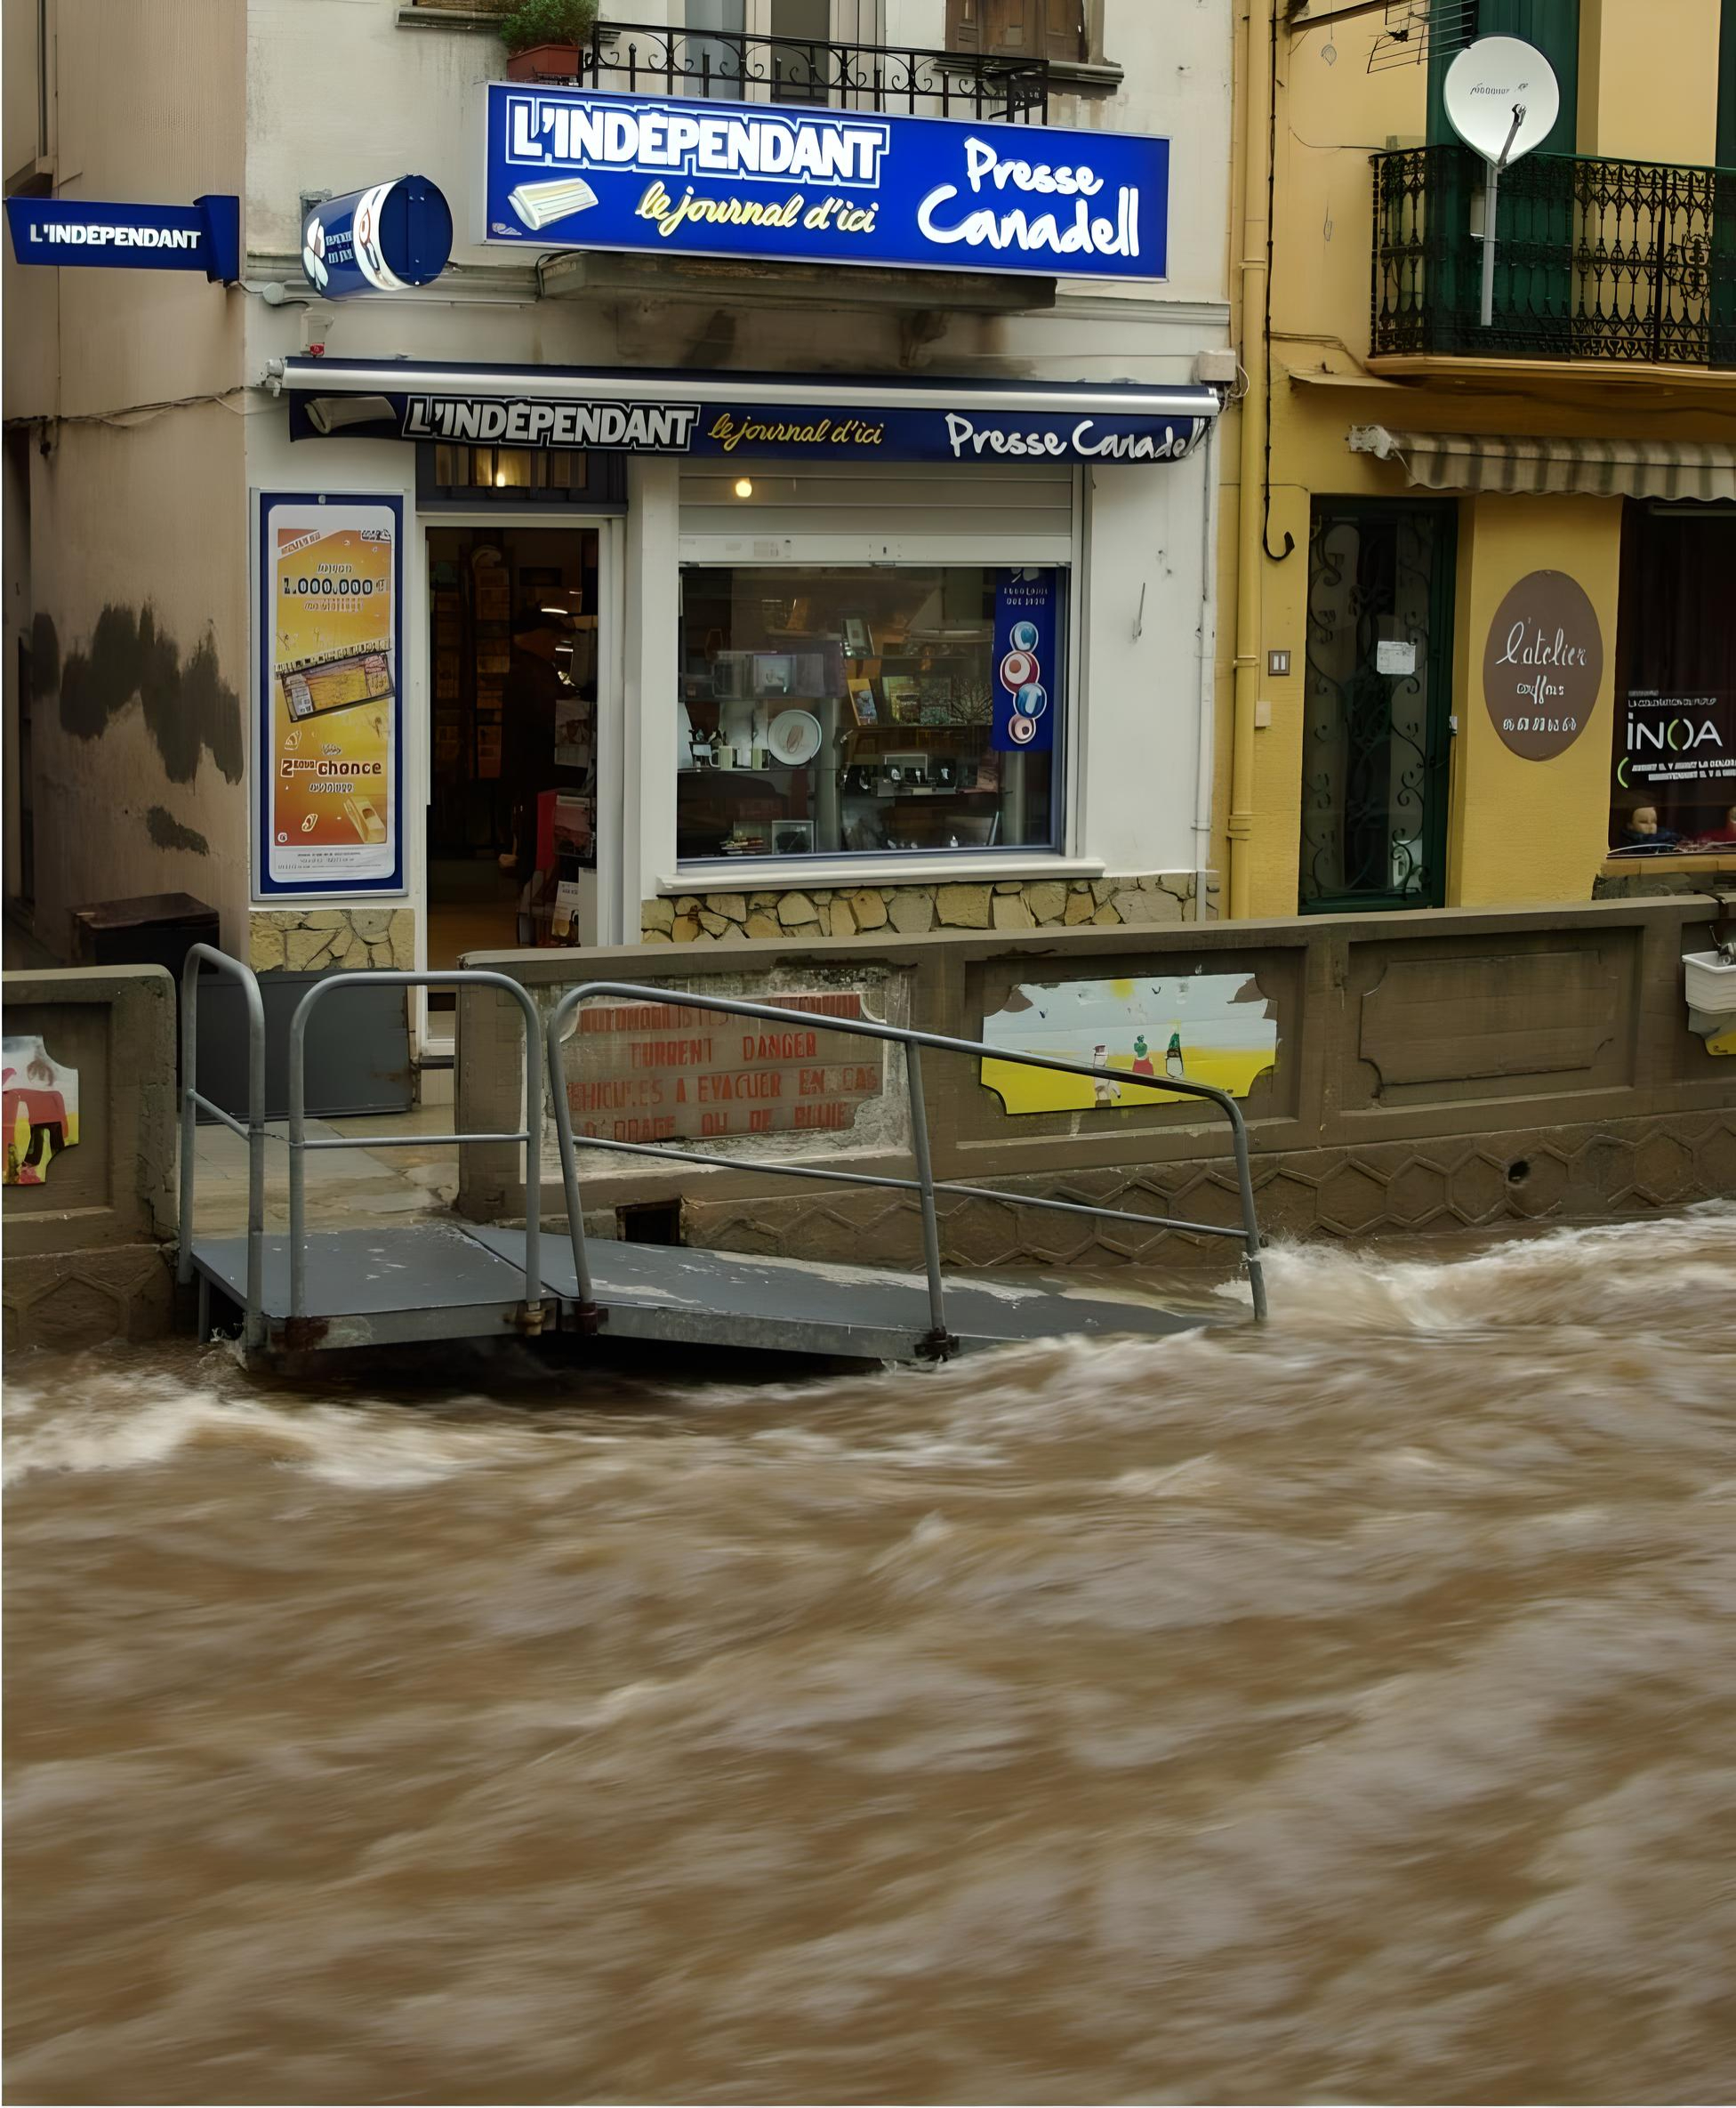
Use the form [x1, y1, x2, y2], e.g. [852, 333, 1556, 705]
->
[1299, 500, 1456, 913]
[419, 521, 605, 1057]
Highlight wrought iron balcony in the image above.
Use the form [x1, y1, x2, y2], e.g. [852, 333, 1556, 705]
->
[1371, 143, 1736, 369]
[516, 20, 1050, 124]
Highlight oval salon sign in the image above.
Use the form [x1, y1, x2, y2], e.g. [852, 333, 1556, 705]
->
[1483, 570, 1603, 760]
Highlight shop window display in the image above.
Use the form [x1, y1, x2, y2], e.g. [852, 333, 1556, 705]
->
[677, 565, 1062, 863]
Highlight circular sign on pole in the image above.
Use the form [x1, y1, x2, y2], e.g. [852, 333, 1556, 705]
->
[1482, 570, 1603, 760]
[301, 175, 453, 299]
[1443, 36, 1560, 164]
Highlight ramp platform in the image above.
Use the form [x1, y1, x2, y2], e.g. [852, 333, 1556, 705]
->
[189, 1222, 1226, 1362]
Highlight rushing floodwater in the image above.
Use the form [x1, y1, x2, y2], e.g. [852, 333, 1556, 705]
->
[6, 1208, 1736, 2105]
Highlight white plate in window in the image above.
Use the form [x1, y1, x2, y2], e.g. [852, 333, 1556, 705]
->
[768, 709, 823, 767]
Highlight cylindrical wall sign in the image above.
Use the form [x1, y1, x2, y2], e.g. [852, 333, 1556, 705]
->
[302, 176, 453, 298]
[1483, 569, 1603, 759]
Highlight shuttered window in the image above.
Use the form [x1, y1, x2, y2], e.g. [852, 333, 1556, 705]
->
[679, 460, 1075, 552]
[945, 0, 1089, 64]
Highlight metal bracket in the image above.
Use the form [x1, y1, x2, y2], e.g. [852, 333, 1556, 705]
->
[915, 1327, 961, 1363]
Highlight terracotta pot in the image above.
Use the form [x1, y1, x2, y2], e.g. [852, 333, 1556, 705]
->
[505, 42, 582, 81]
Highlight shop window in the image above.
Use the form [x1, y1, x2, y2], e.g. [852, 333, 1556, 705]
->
[677, 563, 1064, 865]
[415, 444, 625, 512]
[945, 0, 1090, 63]
[1608, 503, 1736, 857]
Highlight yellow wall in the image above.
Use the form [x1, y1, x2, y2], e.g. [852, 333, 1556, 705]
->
[1215, 0, 1736, 921]
[1579, 0, 1723, 165]
[1446, 495, 1623, 906]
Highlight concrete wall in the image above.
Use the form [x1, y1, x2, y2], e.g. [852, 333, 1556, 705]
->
[454, 896, 1736, 1261]
[1, 963, 180, 1350]
[1, 0, 251, 957]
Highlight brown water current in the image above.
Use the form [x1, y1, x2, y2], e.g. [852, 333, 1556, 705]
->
[6, 1206, 1736, 2105]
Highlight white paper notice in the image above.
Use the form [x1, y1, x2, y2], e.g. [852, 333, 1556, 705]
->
[1376, 639, 1418, 676]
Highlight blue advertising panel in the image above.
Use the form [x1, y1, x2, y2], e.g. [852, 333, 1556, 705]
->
[4, 194, 239, 280]
[483, 84, 1168, 280]
[301, 177, 453, 298]
[285, 374, 1210, 468]
[993, 569, 1059, 754]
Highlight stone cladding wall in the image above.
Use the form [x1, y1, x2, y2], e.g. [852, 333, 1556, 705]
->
[640, 871, 1216, 944]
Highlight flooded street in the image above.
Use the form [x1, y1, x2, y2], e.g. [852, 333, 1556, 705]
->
[6, 1208, 1736, 2105]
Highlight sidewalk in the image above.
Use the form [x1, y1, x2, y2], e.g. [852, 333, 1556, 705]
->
[183, 1101, 461, 1235]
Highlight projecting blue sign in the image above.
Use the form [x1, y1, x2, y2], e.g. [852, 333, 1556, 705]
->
[4, 194, 239, 281]
[301, 176, 453, 298]
[482, 84, 1169, 280]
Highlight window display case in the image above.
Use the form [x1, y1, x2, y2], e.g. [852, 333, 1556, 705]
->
[676, 563, 1061, 865]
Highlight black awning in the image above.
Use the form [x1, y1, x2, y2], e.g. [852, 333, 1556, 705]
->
[273, 357, 1221, 468]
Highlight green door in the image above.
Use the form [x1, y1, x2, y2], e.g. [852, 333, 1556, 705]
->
[1299, 501, 1457, 913]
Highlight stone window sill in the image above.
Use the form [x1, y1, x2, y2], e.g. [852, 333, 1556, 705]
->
[661, 855, 1103, 893]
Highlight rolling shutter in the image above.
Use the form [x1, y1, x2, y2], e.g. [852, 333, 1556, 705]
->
[678, 459, 1075, 551]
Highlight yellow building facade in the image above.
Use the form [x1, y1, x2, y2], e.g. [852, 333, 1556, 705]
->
[1218, 0, 1736, 921]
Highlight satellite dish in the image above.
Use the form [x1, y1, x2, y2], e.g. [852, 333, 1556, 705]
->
[1443, 36, 1560, 166]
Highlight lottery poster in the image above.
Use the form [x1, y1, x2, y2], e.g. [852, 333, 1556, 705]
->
[257, 495, 404, 895]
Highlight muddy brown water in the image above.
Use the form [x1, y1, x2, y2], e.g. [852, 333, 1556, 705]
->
[6, 1209, 1736, 2106]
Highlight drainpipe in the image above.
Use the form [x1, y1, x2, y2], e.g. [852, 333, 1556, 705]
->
[1229, 0, 1275, 921]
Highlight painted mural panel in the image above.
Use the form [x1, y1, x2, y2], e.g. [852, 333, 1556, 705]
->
[980, 973, 1276, 1115]
[3, 1037, 80, 1184]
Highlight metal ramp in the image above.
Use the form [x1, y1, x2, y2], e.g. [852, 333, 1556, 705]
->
[189, 1224, 1212, 1360]
[179, 950, 1266, 1366]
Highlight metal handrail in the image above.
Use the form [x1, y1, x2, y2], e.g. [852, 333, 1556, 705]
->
[285, 971, 546, 1330]
[544, 982, 1267, 1352]
[178, 944, 267, 1353]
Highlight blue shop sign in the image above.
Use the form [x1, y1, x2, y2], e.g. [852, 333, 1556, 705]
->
[482, 84, 1169, 280]
[4, 194, 239, 280]
[285, 373, 1210, 468]
[301, 176, 453, 298]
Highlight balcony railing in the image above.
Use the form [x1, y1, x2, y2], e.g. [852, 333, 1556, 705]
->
[513, 20, 1050, 124]
[1371, 143, 1736, 369]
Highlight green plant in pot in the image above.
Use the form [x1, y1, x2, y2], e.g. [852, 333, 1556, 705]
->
[501, 0, 599, 81]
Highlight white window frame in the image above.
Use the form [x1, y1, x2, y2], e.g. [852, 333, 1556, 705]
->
[413, 510, 625, 1060]
[665, 487, 1087, 889]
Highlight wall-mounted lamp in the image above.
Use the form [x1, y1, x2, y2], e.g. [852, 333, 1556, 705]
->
[733, 477, 753, 499]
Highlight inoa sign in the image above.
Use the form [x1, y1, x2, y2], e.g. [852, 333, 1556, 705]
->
[483, 84, 1168, 279]
[4, 195, 240, 281]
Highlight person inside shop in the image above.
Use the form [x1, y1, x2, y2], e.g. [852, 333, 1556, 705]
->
[1617, 804, 1681, 850]
[500, 612, 584, 887]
